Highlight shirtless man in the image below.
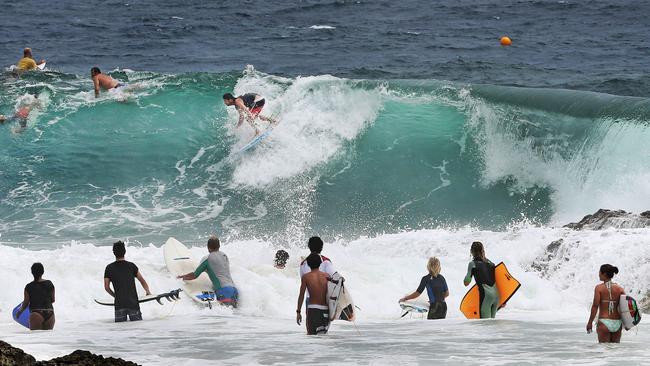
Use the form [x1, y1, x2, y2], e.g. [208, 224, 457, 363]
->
[296, 253, 330, 335]
[586, 264, 625, 343]
[223, 92, 277, 136]
[91, 67, 122, 98]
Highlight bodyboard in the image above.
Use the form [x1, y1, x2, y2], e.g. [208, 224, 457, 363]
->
[12, 303, 30, 329]
[460, 262, 521, 319]
[163, 237, 214, 306]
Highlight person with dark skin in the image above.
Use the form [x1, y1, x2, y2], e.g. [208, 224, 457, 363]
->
[104, 241, 151, 322]
[296, 253, 331, 335]
[91, 67, 122, 98]
[587, 264, 625, 343]
[399, 257, 449, 319]
[16, 263, 55, 330]
[463, 241, 500, 319]
[223, 92, 277, 136]
[275, 250, 289, 269]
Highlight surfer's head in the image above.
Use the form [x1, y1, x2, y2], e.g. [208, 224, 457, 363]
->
[308, 236, 324, 254]
[23, 48, 32, 58]
[427, 257, 441, 277]
[470, 241, 486, 261]
[113, 240, 126, 258]
[306, 253, 322, 269]
[91, 67, 101, 77]
[207, 236, 220, 252]
[275, 250, 289, 268]
[31, 262, 44, 280]
[223, 93, 236, 106]
[599, 264, 619, 280]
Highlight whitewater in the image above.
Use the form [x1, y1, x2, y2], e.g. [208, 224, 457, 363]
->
[1, 67, 649, 364]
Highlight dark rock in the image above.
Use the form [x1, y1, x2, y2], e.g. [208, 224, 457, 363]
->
[564, 209, 650, 230]
[0, 340, 36, 366]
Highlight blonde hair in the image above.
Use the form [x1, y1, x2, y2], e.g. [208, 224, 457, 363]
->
[427, 257, 441, 277]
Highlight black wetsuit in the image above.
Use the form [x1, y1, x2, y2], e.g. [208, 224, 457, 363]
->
[25, 280, 55, 320]
[416, 274, 448, 319]
[238, 93, 264, 109]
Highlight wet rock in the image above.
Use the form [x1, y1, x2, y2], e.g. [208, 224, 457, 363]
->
[0, 341, 36, 366]
[564, 209, 650, 230]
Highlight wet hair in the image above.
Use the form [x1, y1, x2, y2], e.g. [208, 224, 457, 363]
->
[307, 236, 324, 253]
[600, 264, 619, 279]
[275, 250, 289, 267]
[306, 253, 322, 270]
[222, 93, 235, 101]
[31, 262, 44, 280]
[91, 67, 101, 74]
[427, 257, 441, 277]
[23, 48, 32, 57]
[207, 236, 220, 251]
[470, 241, 486, 261]
[113, 241, 126, 258]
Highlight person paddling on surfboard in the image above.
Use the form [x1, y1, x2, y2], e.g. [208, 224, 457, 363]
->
[91, 67, 125, 98]
[586, 264, 625, 343]
[15, 263, 55, 330]
[296, 253, 331, 335]
[16, 48, 45, 71]
[399, 257, 449, 319]
[463, 241, 499, 319]
[104, 241, 152, 322]
[223, 92, 277, 136]
[178, 236, 239, 308]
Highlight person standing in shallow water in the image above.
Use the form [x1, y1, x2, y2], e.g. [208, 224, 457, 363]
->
[400, 257, 449, 319]
[463, 241, 499, 319]
[587, 264, 625, 343]
[104, 241, 152, 322]
[16, 263, 55, 330]
[296, 253, 330, 335]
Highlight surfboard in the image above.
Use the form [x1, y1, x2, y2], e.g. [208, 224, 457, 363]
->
[327, 272, 355, 322]
[239, 127, 273, 153]
[399, 301, 429, 315]
[619, 294, 641, 330]
[37, 62, 46, 70]
[12, 303, 30, 329]
[94, 289, 182, 306]
[459, 262, 521, 319]
[163, 237, 215, 306]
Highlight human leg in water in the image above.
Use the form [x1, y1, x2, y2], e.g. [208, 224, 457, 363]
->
[480, 284, 499, 319]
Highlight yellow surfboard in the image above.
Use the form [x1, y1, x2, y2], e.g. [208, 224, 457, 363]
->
[459, 262, 521, 319]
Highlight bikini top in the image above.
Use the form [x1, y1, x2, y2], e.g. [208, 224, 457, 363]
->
[601, 281, 618, 314]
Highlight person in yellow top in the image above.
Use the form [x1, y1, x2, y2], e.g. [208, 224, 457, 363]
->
[16, 48, 45, 71]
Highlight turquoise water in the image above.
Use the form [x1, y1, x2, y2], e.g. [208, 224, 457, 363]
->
[1, 69, 649, 246]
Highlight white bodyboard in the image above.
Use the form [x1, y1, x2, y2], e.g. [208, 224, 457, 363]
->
[163, 237, 215, 306]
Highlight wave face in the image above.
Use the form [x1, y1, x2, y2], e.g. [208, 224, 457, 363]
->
[1, 69, 650, 245]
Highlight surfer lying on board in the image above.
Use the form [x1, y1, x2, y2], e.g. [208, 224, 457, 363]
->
[586, 264, 625, 343]
[16, 48, 45, 71]
[297, 253, 330, 335]
[16, 263, 55, 330]
[399, 257, 449, 319]
[463, 241, 500, 319]
[104, 241, 152, 322]
[178, 236, 239, 307]
[223, 92, 277, 136]
[91, 67, 124, 98]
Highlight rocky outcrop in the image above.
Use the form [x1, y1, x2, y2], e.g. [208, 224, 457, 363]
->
[0, 342, 139, 366]
[564, 209, 650, 230]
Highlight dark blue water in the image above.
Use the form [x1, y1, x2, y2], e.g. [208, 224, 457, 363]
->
[2, 0, 650, 96]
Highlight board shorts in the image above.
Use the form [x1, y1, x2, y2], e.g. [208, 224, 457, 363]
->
[427, 301, 447, 320]
[115, 308, 142, 322]
[216, 286, 238, 307]
[306, 305, 330, 335]
[248, 99, 265, 117]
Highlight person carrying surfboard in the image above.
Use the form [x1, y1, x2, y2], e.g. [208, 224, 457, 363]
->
[399, 257, 449, 319]
[299, 236, 335, 277]
[15, 263, 55, 330]
[177, 236, 239, 307]
[223, 92, 277, 136]
[16, 48, 45, 71]
[104, 241, 152, 322]
[463, 241, 499, 319]
[296, 253, 331, 335]
[586, 264, 626, 343]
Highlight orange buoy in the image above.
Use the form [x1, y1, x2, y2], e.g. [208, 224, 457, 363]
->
[500, 36, 512, 46]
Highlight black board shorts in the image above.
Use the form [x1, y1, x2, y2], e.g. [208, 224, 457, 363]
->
[306, 308, 330, 335]
[115, 308, 142, 322]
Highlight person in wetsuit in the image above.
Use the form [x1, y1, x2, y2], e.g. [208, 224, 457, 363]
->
[400, 257, 449, 319]
[104, 241, 152, 322]
[222, 92, 277, 136]
[16, 263, 55, 330]
[463, 241, 499, 319]
[586, 264, 625, 343]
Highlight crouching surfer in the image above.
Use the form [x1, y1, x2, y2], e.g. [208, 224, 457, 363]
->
[104, 241, 152, 322]
[178, 236, 239, 307]
[399, 257, 449, 319]
[463, 241, 500, 319]
[586, 264, 625, 343]
[296, 253, 330, 335]
[223, 92, 277, 136]
[16, 263, 55, 330]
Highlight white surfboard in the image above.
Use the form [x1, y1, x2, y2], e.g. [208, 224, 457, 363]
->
[163, 237, 215, 306]
[327, 272, 355, 322]
[399, 301, 429, 314]
[37, 62, 46, 70]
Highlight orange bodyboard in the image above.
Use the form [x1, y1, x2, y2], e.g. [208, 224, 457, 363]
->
[459, 262, 521, 319]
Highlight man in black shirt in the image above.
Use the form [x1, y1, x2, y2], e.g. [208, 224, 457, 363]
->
[104, 241, 151, 322]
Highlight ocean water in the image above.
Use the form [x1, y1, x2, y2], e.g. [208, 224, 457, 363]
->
[2, 0, 650, 365]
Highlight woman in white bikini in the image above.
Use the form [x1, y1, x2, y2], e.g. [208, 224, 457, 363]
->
[586, 264, 625, 343]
